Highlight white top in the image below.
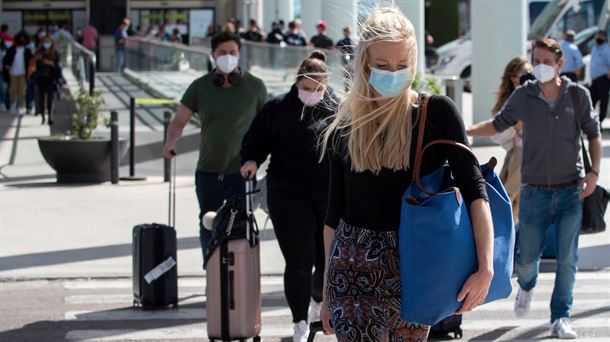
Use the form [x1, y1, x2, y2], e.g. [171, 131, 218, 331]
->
[9, 47, 25, 76]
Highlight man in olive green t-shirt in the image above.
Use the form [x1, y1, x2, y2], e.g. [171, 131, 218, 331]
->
[163, 32, 267, 264]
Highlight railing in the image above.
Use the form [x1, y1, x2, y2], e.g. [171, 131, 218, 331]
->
[124, 37, 465, 113]
[125, 37, 349, 97]
[65, 40, 97, 96]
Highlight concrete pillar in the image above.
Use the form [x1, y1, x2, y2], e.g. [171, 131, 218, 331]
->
[471, 0, 527, 127]
[238, 0, 264, 31]
[262, 0, 294, 33]
[262, 0, 277, 33]
[396, 0, 426, 78]
[300, 0, 322, 39]
[276, 0, 295, 23]
[322, 0, 357, 43]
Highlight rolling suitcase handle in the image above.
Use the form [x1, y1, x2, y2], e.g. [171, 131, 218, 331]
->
[168, 152, 176, 228]
[244, 172, 259, 247]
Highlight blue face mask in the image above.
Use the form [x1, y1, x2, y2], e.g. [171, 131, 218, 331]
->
[42, 42, 51, 50]
[368, 66, 414, 97]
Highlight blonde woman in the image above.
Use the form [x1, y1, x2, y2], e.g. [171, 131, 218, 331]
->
[319, 7, 494, 341]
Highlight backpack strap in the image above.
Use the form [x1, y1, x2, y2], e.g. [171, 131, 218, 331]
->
[568, 85, 592, 173]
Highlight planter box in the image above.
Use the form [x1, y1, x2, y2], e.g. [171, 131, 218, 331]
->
[38, 136, 129, 183]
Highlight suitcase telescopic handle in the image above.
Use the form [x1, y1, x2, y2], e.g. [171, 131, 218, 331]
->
[168, 154, 176, 228]
[245, 179, 254, 244]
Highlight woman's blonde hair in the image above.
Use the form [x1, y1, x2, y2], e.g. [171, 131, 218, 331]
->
[321, 6, 418, 174]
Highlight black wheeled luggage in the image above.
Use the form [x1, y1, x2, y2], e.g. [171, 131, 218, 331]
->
[132, 159, 178, 309]
[428, 314, 463, 339]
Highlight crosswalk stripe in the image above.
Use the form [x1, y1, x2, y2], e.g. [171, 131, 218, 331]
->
[64, 321, 610, 342]
[63, 276, 284, 289]
[476, 299, 610, 311]
[65, 324, 304, 341]
[65, 306, 292, 321]
[64, 291, 286, 304]
[460, 317, 610, 330]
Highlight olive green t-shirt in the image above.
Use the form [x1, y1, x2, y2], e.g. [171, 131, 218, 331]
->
[181, 72, 267, 174]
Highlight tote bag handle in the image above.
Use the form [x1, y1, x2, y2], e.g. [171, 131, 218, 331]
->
[412, 95, 493, 197]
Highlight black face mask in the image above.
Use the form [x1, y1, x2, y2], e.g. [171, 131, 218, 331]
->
[519, 72, 536, 85]
[596, 38, 606, 45]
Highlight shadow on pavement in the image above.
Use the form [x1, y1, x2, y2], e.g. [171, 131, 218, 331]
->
[0, 237, 198, 272]
[0, 318, 202, 342]
[0, 230, 277, 272]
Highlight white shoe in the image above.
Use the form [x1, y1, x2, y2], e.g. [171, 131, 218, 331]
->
[514, 287, 533, 318]
[550, 317, 577, 339]
[293, 320, 309, 342]
[307, 298, 322, 323]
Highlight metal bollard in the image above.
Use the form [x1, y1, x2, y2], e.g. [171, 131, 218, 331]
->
[120, 97, 146, 181]
[110, 111, 119, 184]
[163, 111, 171, 182]
[129, 97, 136, 177]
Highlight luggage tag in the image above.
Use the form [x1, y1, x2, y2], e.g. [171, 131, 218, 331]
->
[144, 256, 177, 284]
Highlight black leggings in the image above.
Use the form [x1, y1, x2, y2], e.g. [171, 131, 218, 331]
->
[267, 187, 326, 323]
[35, 81, 55, 120]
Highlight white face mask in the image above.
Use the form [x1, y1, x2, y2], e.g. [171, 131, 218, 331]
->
[216, 54, 239, 73]
[532, 64, 556, 84]
[4, 41, 13, 49]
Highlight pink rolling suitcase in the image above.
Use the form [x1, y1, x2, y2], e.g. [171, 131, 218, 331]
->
[205, 180, 261, 342]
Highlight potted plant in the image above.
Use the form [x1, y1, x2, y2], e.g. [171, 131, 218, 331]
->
[38, 89, 128, 183]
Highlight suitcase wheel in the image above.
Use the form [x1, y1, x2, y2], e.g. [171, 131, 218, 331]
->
[172, 303, 179, 310]
[454, 328, 463, 339]
[253, 337, 261, 342]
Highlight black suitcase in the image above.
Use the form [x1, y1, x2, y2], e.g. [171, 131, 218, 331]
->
[132, 159, 178, 309]
[428, 314, 463, 339]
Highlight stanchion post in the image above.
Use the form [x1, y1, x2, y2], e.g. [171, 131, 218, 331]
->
[110, 111, 119, 184]
[129, 97, 136, 177]
[164, 111, 171, 182]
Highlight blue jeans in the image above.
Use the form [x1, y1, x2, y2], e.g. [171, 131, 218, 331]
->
[515, 184, 583, 322]
[0, 77, 7, 109]
[194, 171, 245, 265]
[115, 48, 125, 72]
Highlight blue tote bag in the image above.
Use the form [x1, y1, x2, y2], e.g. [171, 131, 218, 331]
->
[399, 96, 515, 326]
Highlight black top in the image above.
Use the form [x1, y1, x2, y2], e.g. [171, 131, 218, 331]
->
[325, 95, 489, 231]
[35, 50, 61, 83]
[311, 34, 334, 49]
[336, 37, 355, 55]
[241, 85, 339, 193]
[266, 29, 284, 44]
[242, 30, 263, 42]
[2, 45, 33, 83]
[284, 32, 307, 46]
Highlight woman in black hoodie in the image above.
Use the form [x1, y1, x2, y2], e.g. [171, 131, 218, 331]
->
[240, 50, 338, 340]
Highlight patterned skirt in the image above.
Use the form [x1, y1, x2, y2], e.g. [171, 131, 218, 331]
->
[326, 219, 430, 342]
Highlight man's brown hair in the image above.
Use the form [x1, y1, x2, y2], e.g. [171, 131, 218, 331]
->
[532, 38, 564, 63]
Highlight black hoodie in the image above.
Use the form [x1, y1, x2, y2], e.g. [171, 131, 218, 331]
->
[241, 85, 338, 193]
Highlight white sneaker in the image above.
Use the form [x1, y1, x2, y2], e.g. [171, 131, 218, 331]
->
[551, 317, 578, 339]
[514, 287, 533, 318]
[293, 320, 309, 342]
[307, 298, 322, 323]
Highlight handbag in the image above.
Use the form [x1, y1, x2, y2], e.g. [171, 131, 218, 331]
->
[568, 87, 609, 234]
[399, 95, 515, 326]
[580, 136, 609, 234]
